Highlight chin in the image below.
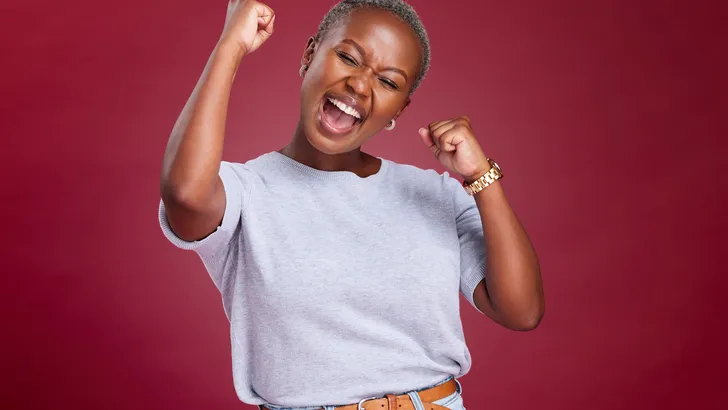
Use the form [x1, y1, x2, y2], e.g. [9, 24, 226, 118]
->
[303, 124, 359, 155]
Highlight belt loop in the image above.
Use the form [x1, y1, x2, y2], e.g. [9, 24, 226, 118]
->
[407, 392, 427, 410]
[386, 394, 397, 410]
[455, 378, 463, 394]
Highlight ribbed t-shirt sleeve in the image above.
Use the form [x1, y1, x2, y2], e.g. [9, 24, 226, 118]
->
[158, 161, 247, 258]
[446, 175, 487, 311]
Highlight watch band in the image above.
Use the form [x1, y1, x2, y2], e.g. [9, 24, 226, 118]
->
[463, 158, 503, 196]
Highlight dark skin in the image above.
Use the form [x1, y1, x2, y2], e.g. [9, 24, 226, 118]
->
[280, 9, 543, 329]
[280, 8, 419, 178]
[161, 0, 544, 331]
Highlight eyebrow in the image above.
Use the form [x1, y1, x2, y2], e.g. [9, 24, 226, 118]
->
[341, 38, 409, 82]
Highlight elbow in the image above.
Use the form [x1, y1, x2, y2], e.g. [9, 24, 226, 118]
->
[507, 277, 546, 331]
[509, 313, 543, 331]
[160, 163, 201, 206]
[160, 153, 222, 210]
[161, 181, 187, 204]
[161, 181, 186, 206]
[160, 174, 215, 211]
[502, 304, 545, 332]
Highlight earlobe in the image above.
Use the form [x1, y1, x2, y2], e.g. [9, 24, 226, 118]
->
[387, 100, 410, 130]
[394, 98, 412, 121]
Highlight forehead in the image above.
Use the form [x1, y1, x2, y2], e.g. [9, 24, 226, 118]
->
[324, 8, 422, 77]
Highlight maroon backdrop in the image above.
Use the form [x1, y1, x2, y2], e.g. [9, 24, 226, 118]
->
[2, 0, 725, 409]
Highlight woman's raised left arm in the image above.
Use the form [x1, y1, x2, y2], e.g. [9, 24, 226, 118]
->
[419, 117, 545, 331]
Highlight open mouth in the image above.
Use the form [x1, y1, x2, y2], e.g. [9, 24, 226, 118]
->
[318, 95, 363, 136]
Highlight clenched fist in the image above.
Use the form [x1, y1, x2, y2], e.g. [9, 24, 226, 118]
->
[418, 117, 492, 182]
[219, 0, 275, 56]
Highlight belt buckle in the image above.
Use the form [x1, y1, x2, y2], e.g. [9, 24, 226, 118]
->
[357, 396, 378, 410]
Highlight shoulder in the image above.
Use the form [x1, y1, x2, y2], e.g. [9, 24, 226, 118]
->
[382, 158, 463, 192]
[218, 151, 281, 182]
[382, 158, 477, 215]
[212, 152, 282, 207]
[221, 151, 276, 172]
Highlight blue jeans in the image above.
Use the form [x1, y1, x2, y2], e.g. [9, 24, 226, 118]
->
[260, 376, 466, 410]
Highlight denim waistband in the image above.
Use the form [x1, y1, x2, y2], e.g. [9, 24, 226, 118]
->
[259, 375, 463, 410]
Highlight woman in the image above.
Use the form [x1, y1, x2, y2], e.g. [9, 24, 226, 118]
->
[158, 0, 545, 409]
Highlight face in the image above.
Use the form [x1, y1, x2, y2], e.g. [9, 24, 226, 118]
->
[298, 8, 423, 155]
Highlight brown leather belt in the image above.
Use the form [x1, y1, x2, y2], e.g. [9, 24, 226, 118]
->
[260, 379, 458, 410]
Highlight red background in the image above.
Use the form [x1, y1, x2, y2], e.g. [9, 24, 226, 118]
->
[2, 0, 725, 409]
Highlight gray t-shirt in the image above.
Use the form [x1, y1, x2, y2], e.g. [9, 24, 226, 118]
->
[158, 151, 487, 407]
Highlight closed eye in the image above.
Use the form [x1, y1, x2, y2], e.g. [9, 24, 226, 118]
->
[337, 51, 399, 90]
[379, 78, 399, 90]
[337, 51, 358, 66]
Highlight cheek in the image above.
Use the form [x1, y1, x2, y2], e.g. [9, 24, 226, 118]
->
[369, 93, 405, 121]
[308, 56, 344, 86]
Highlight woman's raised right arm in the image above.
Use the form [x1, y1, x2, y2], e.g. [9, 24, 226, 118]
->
[160, 0, 274, 242]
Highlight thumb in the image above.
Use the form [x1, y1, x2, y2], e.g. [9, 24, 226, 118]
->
[259, 14, 274, 36]
[254, 3, 274, 22]
[255, 4, 275, 34]
[252, 12, 274, 50]
[418, 127, 439, 157]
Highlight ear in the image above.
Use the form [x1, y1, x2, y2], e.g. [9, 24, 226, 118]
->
[301, 36, 317, 67]
[394, 98, 412, 120]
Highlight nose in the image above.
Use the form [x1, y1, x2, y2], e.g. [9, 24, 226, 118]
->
[345, 70, 372, 100]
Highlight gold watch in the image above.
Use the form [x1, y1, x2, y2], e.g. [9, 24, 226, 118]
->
[463, 158, 503, 196]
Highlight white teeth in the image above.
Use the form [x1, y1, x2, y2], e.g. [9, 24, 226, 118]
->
[328, 97, 361, 119]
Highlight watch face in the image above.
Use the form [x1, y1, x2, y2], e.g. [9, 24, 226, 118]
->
[490, 159, 502, 175]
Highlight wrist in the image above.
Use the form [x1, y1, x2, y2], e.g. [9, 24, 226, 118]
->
[463, 161, 493, 184]
[215, 38, 247, 62]
[461, 158, 503, 196]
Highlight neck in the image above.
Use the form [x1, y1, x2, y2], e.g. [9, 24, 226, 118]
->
[280, 122, 375, 175]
